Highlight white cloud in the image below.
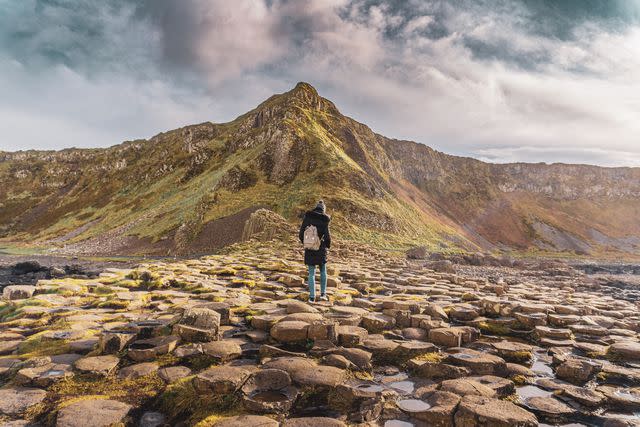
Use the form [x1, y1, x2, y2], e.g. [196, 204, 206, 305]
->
[1, 0, 639, 167]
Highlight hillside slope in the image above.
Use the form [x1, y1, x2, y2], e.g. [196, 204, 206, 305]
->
[1, 82, 639, 257]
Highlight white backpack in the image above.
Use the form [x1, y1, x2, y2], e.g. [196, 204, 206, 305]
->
[303, 225, 322, 250]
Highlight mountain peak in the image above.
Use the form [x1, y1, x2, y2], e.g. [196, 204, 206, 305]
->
[291, 81, 318, 96]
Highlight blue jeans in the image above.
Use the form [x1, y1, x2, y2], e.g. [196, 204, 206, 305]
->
[308, 264, 327, 299]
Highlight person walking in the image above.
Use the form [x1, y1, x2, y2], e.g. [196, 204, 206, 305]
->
[299, 200, 331, 303]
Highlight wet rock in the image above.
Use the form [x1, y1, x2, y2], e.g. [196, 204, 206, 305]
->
[328, 383, 385, 423]
[412, 390, 460, 426]
[559, 385, 606, 407]
[555, 358, 600, 384]
[469, 375, 515, 397]
[440, 378, 496, 397]
[0, 386, 47, 416]
[523, 396, 574, 423]
[446, 349, 507, 376]
[55, 398, 131, 427]
[15, 363, 74, 387]
[139, 411, 166, 427]
[597, 385, 640, 411]
[454, 395, 537, 427]
[411, 359, 470, 380]
[73, 355, 119, 376]
[491, 341, 533, 363]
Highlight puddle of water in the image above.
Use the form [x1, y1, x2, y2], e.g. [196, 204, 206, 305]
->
[453, 353, 476, 360]
[42, 370, 65, 377]
[251, 390, 289, 403]
[397, 399, 431, 412]
[517, 385, 553, 400]
[384, 421, 414, 427]
[389, 380, 415, 395]
[531, 360, 554, 376]
[613, 389, 640, 401]
[357, 383, 384, 393]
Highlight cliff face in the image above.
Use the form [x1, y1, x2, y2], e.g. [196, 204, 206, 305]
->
[1, 82, 638, 257]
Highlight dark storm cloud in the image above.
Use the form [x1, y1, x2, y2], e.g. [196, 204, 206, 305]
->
[0, 0, 639, 166]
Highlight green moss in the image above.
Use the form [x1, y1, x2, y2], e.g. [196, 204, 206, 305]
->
[158, 375, 240, 424]
[202, 267, 237, 276]
[31, 374, 165, 425]
[511, 375, 528, 386]
[478, 321, 511, 336]
[17, 332, 70, 357]
[412, 353, 445, 363]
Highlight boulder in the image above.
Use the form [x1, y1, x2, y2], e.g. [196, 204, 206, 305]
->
[406, 246, 428, 259]
[173, 307, 221, 342]
[3, 285, 36, 300]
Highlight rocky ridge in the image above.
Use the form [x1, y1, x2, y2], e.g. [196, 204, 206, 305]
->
[0, 235, 638, 426]
[1, 83, 639, 258]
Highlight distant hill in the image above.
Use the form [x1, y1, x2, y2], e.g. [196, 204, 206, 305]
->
[1, 82, 639, 258]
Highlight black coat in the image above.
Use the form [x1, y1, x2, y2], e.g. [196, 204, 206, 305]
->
[298, 208, 331, 266]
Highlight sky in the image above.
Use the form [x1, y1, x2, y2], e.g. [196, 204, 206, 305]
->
[1, 0, 639, 167]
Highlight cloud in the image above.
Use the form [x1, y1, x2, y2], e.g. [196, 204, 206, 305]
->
[0, 0, 639, 167]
